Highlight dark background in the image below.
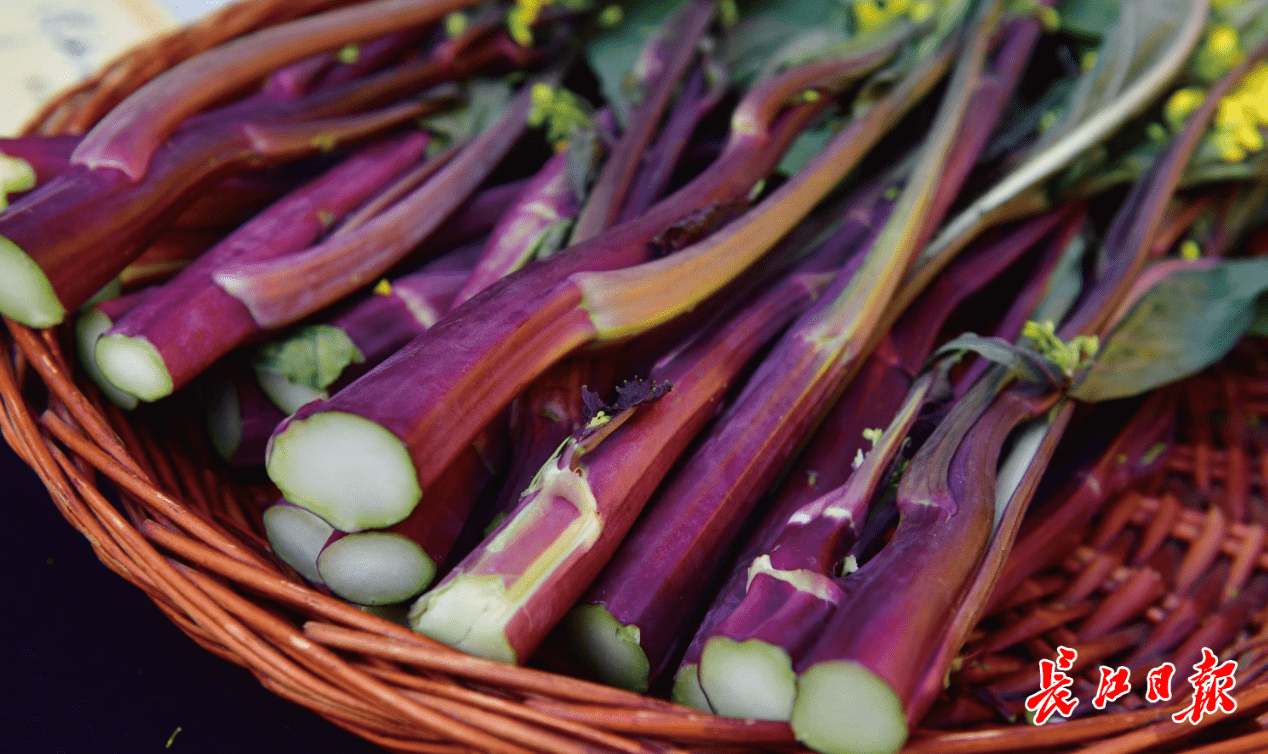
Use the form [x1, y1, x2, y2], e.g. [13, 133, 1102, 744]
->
[2, 439, 383, 753]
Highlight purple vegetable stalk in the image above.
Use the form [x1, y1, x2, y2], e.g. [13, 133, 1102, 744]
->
[564, 4, 1001, 696]
[569, 0, 717, 243]
[252, 241, 479, 414]
[202, 363, 290, 467]
[684, 208, 1080, 720]
[785, 40, 1268, 754]
[118, 229, 224, 291]
[93, 133, 431, 403]
[71, 0, 487, 181]
[696, 366, 941, 720]
[407, 247, 845, 663]
[787, 372, 1056, 754]
[0, 135, 78, 206]
[264, 22, 955, 537]
[453, 151, 579, 307]
[669, 208, 1076, 712]
[0, 26, 530, 328]
[619, 54, 729, 223]
[210, 70, 548, 330]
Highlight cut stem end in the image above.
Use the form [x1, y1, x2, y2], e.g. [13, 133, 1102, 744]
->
[317, 531, 435, 605]
[0, 235, 66, 328]
[95, 333, 174, 402]
[791, 661, 907, 754]
[266, 410, 422, 533]
[562, 604, 651, 693]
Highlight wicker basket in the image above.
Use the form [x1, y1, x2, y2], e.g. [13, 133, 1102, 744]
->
[10, 2, 1268, 752]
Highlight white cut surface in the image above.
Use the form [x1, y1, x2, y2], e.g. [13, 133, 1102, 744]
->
[409, 575, 517, 663]
[263, 502, 333, 585]
[95, 333, 173, 402]
[0, 235, 65, 328]
[671, 664, 715, 713]
[700, 637, 796, 721]
[203, 375, 242, 462]
[562, 604, 650, 692]
[266, 411, 421, 532]
[74, 308, 138, 410]
[791, 661, 907, 754]
[256, 368, 324, 415]
[318, 532, 434, 605]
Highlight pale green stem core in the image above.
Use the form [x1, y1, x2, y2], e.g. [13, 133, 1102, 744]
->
[317, 532, 436, 605]
[263, 502, 334, 585]
[0, 154, 36, 210]
[409, 452, 603, 663]
[791, 661, 908, 754]
[256, 369, 327, 415]
[0, 235, 66, 328]
[203, 374, 243, 462]
[671, 664, 715, 712]
[75, 308, 139, 410]
[561, 604, 651, 693]
[572, 34, 961, 342]
[266, 411, 422, 532]
[700, 637, 797, 721]
[94, 334, 175, 402]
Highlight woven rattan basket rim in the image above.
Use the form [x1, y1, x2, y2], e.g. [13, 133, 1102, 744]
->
[9, 2, 1268, 752]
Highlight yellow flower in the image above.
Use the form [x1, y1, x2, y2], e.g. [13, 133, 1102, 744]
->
[1234, 120, 1264, 152]
[853, 0, 934, 34]
[1165, 88, 1206, 130]
[910, 1, 935, 23]
[1180, 240, 1201, 261]
[1213, 130, 1246, 163]
[1208, 24, 1239, 56]
[1195, 23, 1244, 80]
[508, 0, 549, 46]
[1081, 50, 1097, 73]
[1037, 6, 1060, 33]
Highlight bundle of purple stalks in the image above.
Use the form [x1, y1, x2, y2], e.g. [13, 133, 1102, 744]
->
[18, 0, 1268, 752]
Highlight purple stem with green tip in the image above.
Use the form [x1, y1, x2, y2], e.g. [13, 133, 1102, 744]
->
[71, 0, 486, 181]
[95, 132, 430, 403]
[263, 24, 950, 538]
[210, 70, 548, 329]
[0, 30, 529, 327]
[253, 240, 479, 414]
[570, 0, 717, 242]
[408, 241, 850, 665]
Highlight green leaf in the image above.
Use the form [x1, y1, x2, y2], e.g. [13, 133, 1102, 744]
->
[585, 0, 685, 118]
[530, 218, 576, 260]
[1057, 0, 1121, 41]
[932, 333, 1068, 387]
[1029, 230, 1086, 326]
[253, 324, 365, 393]
[1247, 295, 1268, 337]
[1042, 0, 1199, 150]
[776, 113, 839, 175]
[1071, 258, 1268, 402]
[420, 79, 514, 150]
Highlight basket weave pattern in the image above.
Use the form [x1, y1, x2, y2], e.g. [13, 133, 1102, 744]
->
[9, 2, 1268, 752]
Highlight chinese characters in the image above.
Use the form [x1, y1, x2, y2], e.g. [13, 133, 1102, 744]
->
[1025, 647, 1238, 725]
